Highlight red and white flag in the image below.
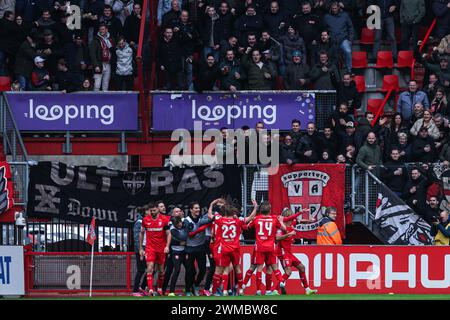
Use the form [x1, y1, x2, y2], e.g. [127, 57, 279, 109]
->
[87, 217, 96, 246]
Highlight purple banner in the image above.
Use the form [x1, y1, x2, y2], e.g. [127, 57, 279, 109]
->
[152, 92, 315, 130]
[5, 92, 138, 131]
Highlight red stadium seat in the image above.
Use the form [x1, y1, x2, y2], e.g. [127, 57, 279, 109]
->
[360, 28, 375, 45]
[375, 51, 393, 69]
[0, 76, 11, 91]
[396, 50, 414, 68]
[353, 75, 366, 93]
[352, 51, 368, 69]
[367, 98, 383, 114]
[381, 75, 399, 92]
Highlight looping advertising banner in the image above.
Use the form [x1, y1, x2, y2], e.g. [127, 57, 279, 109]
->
[26, 162, 242, 227]
[152, 91, 315, 131]
[5, 92, 138, 131]
[0, 161, 14, 216]
[241, 245, 450, 294]
[269, 164, 346, 239]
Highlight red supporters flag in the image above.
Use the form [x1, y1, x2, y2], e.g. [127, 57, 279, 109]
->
[269, 164, 346, 239]
[87, 217, 96, 246]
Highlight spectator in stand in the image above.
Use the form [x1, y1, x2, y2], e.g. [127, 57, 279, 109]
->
[394, 132, 412, 162]
[368, 0, 397, 62]
[33, 8, 55, 34]
[345, 144, 356, 165]
[397, 80, 430, 122]
[425, 73, 441, 102]
[234, 5, 264, 46]
[311, 30, 338, 66]
[219, 35, 239, 60]
[37, 29, 64, 79]
[193, 53, 221, 92]
[319, 149, 334, 163]
[284, 50, 310, 90]
[430, 88, 449, 116]
[323, 2, 354, 72]
[99, 5, 124, 41]
[81, 77, 93, 90]
[409, 102, 425, 127]
[239, 33, 260, 59]
[124, 3, 141, 49]
[388, 113, 409, 146]
[173, 10, 199, 90]
[289, 119, 302, 147]
[15, 33, 38, 90]
[436, 33, 450, 55]
[280, 25, 307, 67]
[241, 48, 275, 90]
[291, 1, 321, 54]
[411, 126, 438, 162]
[10, 80, 21, 91]
[15, 15, 31, 45]
[31, 55, 51, 90]
[423, 196, 441, 226]
[219, 49, 243, 92]
[54, 58, 80, 92]
[83, 0, 105, 44]
[433, 113, 450, 151]
[53, 12, 74, 46]
[310, 50, 340, 90]
[90, 23, 115, 91]
[157, 27, 183, 90]
[432, 0, 450, 40]
[263, 1, 287, 41]
[402, 167, 428, 213]
[329, 102, 353, 135]
[410, 110, 440, 140]
[162, 0, 182, 28]
[64, 33, 89, 89]
[114, 36, 135, 90]
[320, 126, 338, 159]
[259, 30, 282, 69]
[158, 0, 183, 27]
[431, 210, 450, 245]
[355, 111, 375, 150]
[415, 45, 450, 94]
[216, 1, 234, 42]
[0, 0, 15, 19]
[296, 122, 321, 163]
[336, 153, 347, 164]
[0, 11, 21, 75]
[216, 127, 237, 164]
[198, 6, 222, 61]
[356, 132, 382, 175]
[381, 148, 407, 197]
[107, 0, 134, 25]
[399, 0, 425, 51]
[334, 72, 361, 115]
[440, 140, 450, 163]
[279, 134, 298, 164]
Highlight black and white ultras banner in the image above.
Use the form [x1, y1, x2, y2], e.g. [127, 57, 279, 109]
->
[27, 162, 242, 227]
[375, 184, 433, 245]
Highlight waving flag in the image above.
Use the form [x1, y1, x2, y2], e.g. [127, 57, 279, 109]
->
[87, 217, 96, 246]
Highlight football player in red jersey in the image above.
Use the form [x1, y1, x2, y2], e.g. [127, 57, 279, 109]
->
[247, 201, 287, 295]
[139, 202, 171, 296]
[208, 199, 257, 296]
[276, 208, 318, 295]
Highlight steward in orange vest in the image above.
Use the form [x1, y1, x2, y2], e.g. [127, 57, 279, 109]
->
[317, 207, 342, 245]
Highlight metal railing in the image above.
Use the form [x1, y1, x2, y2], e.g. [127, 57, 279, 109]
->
[0, 93, 28, 162]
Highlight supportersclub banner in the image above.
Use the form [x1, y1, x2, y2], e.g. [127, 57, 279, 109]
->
[268, 164, 346, 239]
[375, 184, 434, 245]
[152, 92, 315, 130]
[26, 162, 242, 227]
[0, 161, 14, 216]
[5, 92, 138, 131]
[241, 245, 450, 294]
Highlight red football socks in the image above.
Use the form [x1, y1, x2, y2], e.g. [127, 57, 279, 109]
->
[212, 273, 222, 293]
[243, 269, 254, 285]
[255, 271, 262, 291]
[266, 273, 272, 291]
[300, 271, 309, 289]
[146, 273, 153, 291]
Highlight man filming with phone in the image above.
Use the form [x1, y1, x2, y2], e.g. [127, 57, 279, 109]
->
[431, 210, 450, 245]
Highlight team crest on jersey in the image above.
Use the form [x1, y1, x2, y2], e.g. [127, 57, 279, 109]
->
[123, 172, 146, 195]
[281, 170, 329, 232]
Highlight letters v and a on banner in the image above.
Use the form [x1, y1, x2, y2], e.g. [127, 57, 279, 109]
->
[269, 164, 346, 239]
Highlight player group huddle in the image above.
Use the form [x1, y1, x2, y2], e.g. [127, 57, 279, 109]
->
[138, 199, 318, 297]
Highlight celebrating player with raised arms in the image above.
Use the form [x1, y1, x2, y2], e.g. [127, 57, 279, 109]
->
[276, 208, 318, 295]
[139, 202, 171, 296]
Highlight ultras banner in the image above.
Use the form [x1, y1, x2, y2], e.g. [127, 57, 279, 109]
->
[241, 245, 450, 294]
[268, 164, 346, 239]
[26, 162, 242, 227]
[0, 162, 14, 215]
